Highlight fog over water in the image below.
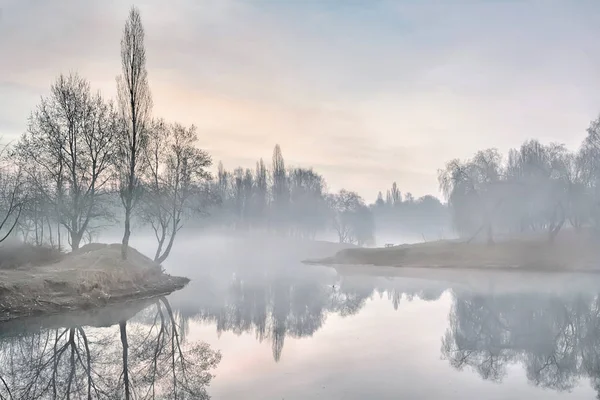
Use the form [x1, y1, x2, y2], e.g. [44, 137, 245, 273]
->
[0, 230, 594, 399]
[5, 2, 600, 399]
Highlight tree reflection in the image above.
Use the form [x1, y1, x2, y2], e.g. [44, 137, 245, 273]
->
[0, 327, 111, 399]
[0, 297, 221, 399]
[126, 297, 222, 399]
[172, 265, 445, 362]
[442, 291, 600, 396]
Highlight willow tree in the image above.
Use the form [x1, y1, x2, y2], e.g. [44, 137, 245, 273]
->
[438, 149, 503, 244]
[117, 6, 152, 259]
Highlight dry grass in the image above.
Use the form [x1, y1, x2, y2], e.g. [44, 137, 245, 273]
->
[308, 230, 600, 272]
[0, 243, 189, 322]
[0, 242, 63, 270]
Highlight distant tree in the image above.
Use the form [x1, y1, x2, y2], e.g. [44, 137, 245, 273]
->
[232, 167, 245, 227]
[117, 6, 152, 260]
[375, 191, 385, 208]
[271, 144, 289, 233]
[435, 139, 595, 244]
[254, 158, 268, 227]
[328, 189, 373, 245]
[390, 182, 401, 205]
[438, 149, 503, 244]
[289, 167, 327, 239]
[503, 141, 570, 242]
[371, 183, 450, 243]
[351, 204, 375, 246]
[577, 117, 600, 232]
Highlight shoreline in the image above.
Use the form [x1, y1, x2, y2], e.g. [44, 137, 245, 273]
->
[305, 260, 600, 274]
[303, 233, 600, 273]
[0, 243, 190, 323]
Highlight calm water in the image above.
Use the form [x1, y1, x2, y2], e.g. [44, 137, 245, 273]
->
[3, 233, 600, 399]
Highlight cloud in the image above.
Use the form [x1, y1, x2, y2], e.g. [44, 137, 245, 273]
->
[2, 0, 600, 200]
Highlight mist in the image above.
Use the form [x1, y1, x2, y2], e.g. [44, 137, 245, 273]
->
[4, 2, 600, 399]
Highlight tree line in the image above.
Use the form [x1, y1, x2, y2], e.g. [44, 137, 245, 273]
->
[199, 143, 453, 245]
[0, 6, 455, 255]
[438, 123, 600, 243]
[203, 144, 378, 245]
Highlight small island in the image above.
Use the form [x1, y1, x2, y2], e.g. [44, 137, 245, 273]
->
[0, 243, 189, 322]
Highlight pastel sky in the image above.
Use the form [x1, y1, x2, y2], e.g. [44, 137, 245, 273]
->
[2, 0, 600, 201]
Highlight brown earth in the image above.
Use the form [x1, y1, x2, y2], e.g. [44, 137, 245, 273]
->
[0, 243, 189, 322]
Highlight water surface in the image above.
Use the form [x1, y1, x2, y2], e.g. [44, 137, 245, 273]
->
[3, 234, 600, 399]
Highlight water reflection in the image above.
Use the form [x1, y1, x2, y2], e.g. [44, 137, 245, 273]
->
[166, 256, 600, 397]
[5, 255, 600, 398]
[442, 291, 600, 397]
[0, 297, 221, 399]
[170, 264, 445, 361]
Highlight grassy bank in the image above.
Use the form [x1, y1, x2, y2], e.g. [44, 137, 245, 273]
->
[0, 243, 189, 322]
[305, 231, 600, 272]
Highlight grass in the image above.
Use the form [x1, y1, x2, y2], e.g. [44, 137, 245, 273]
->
[0, 242, 63, 270]
[0, 243, 189, 322]
[306, 229, 600, 272]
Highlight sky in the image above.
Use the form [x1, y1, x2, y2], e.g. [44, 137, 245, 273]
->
[2, 0, 600, 201]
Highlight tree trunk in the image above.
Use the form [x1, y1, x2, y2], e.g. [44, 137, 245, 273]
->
[57, 220, 61, 250]
[46, 216, 54, 248]
[156, 226, 178, 264]
[121, 206, 131, 260]
[71, 232, 82, 251]
[548, 203, 565, 243]
[34, 212, 39, 246]
[119, 321, 130, 400]
[153, 223, 166, 262]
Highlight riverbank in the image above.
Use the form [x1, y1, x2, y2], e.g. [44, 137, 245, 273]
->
[0, 243, 189, 322]
[305, 232, 600, 272]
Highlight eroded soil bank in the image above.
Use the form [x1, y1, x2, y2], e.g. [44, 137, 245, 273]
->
[0, 243, 189, 322]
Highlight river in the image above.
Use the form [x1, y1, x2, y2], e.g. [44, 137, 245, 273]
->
[1, 233, 600, 399]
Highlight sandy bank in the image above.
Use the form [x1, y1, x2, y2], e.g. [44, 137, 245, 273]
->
[305, 233, 600, 272]
[0, 243, 189, 322]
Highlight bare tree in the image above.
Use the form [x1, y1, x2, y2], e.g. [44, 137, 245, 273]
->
[117, 6, 152, 260]
[141, 121, 212, 263]
[16, 170, 51, 246]
[327, 189, 373, 245]
[14, 74, 117, 250]
[0, 149, 25, 244]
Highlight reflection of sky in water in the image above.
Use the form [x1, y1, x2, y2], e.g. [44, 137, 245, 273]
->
[182, 291, 598, 399]
[193, 293, 452, 399]
[11, 232, 600, 399]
